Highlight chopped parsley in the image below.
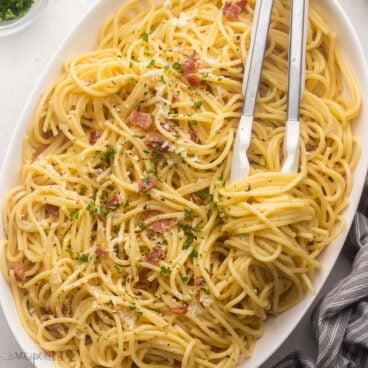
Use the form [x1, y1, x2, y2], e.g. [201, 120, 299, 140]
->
[69, 209, 80, 220]
[128, 302, 137, 310]
[184, 209, 195, 219]
[160, 266, 172, 275]
[182, 237, 194, 250]
[129, 61, 133, 68]
[150, 151, 163, 164]
[142, 33, 149, 42]
[107, 299, 114, 307]
[0, 0, 34, 21]
[189, 249, 199, 258]
[180, 224, 202, 236]
[139, 221, 147, 231]
[172, 61, 183, 73]
[179, 273, 188, 283]
[105, 146, 116, 160]
[78, 253, 89, 263]
[162, 239, 169, 246]
[86, 201, 108, 219]
[198, 188, 214, 203]
[194, 100, 204, 109]
[147, 59, 155, 68]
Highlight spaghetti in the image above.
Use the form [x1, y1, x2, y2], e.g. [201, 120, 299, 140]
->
[1, 0, 361, 367]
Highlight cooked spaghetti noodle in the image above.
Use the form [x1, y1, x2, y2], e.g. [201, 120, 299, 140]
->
[1, 0, 361, 367]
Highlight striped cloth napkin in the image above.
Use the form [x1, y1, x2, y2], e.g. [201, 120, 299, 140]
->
[274, 177, 368, 368]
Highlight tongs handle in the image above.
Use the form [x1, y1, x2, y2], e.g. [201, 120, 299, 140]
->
[242, 0, 275, 116]
[231, 0, 274, 183]
[281, 0, 308, 173]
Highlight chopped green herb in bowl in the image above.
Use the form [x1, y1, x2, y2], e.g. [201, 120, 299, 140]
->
[0, 0, 48, 37]
[0, 0, 34, 21]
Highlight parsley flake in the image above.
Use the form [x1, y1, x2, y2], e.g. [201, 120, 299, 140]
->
[70, 209, 80, 220]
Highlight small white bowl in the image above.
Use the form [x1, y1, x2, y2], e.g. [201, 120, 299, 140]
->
[0, 0, 48, 37]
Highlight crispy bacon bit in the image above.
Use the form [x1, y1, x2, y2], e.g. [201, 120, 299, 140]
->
[191, 193, 205, 205]
[189, 129, 199, 144]
[193, 276, 205, 288]
[146, 246, 166, 265]
[170, 306, 188, 315]
[135, 280, 149, 290]
[129, 111, 153, 130]
[141, 210, 163, 221]
[147, 219, 178, 233]
[145, 132, 169, 152]
[136, 246, 166, 288]
[95, 243, 107, 257]
[236, 0, 247, 10]
[42, 131, 53, 139]
[45, 204, 59, 217]
[34, 144, 48, 158]
[106, 195, 120, 209]
[138, 176, 157, 193]
[306, 142, 318, 152]
[222, 1, 243, 21]
[172, 95, 180, 103]
[11, 262, 25, 282]
[89, 128, 101, 144]
[184, 55, 201, 87]
[96, 214, 106, 226]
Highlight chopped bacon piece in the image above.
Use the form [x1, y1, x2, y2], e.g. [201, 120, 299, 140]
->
[222, 1, 242, 21]
[34, 144, 48, 158]
[45, 204, 59, 217]
[191, 193, 205, 205]
[236, 0, 247, 10]
[147, 219, 178, 233]
[172, 95, 180, 103]
[42, 131, 53, 139]
[138, 176, 157, 193]
[89, 128, 101, 144]
[96, 214, 106, 226]
[136, 246, 166, 288]
[135, 280, 149, 290]
[183, 55, 201, 87]
[193, 276, 205, 288]
[189, 129, 199, 144]
[11, 262, 25, 282]
[306, 142, 318, 152]
[145, 132, 169, 152]
[95, 243, 107, 257]
[129, 111, 153, 130]
[170, 306, 188, 315]
[146, 246, 166, 265]
[184, 55, 197, 75]
[186, 74, 201, 88]
[105, 195, 120, 209]
[141, 210, 163, 221]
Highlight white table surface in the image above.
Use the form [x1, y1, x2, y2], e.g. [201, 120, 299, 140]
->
[0, 1, 367, 367]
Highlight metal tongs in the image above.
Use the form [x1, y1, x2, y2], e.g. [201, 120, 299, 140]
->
[231, 0, 309, 183]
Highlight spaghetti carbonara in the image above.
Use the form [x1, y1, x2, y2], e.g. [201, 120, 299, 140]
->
[1, 0, 361, 367]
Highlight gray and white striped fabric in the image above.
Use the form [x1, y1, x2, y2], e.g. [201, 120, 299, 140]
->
[273, 178, 368, 368]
